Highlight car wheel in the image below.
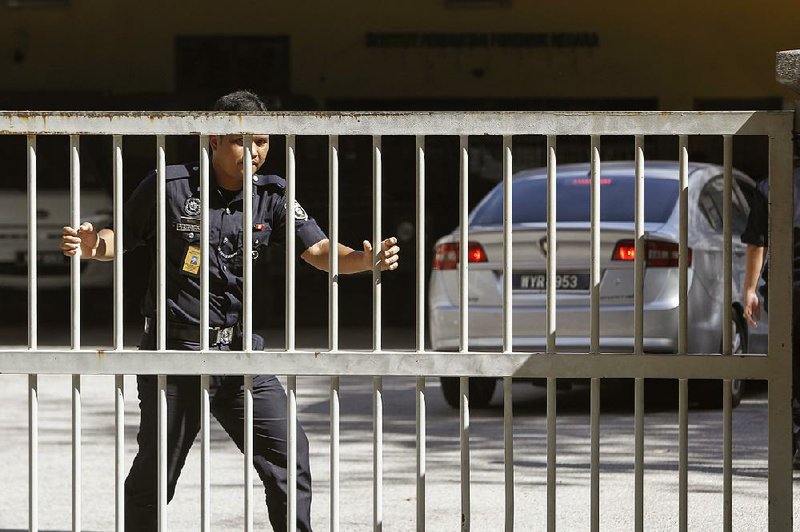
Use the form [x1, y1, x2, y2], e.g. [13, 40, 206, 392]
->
[690, 314, 747, 409]
[440, 377, 497, 409]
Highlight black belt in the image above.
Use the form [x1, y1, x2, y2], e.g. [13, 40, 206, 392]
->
[144, 317, 238, 346]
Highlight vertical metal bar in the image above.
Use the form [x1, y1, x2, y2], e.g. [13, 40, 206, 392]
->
[329, 135, 340, 532]
[415, 135, 426, 532]
[545, 135, 557, 532]
[330, 377, 340, 532]
[458, 134, 470, 532]
[29, 374, 38, 532]
[199, 135, 211, 532]
[112, 135, 125, 532]
[590, 136, 601, 354]
[27, 135, 37, 350]
[372, 135, 383, 532]
[678, 136, 689, 354]
[243, 134, 254, 350]
[70, 135, 80, 350]
[288, 376, 297, 532]
[242, 135, 254, 532]
[69, 134, 81, 532]
[285, 134, 298, 531]
[766, 130, 794, 531]
[416, 378, 426, 532]
[373, 376, 383, 532]
[286, 134, 297, 352]
[156, 135, 167, 532]
[546, 377, 556, 532]
[373, 135, 383, 351]
[589, 135, 601, 532]
[546, 135, 557, 353]
[501, 135, 514, 532]
[721, 135, 733, 532]
[678, 135, 689, 532]
[329, 135, 340, 352]
[633, 135, 645, 532]
[372, 133, 384, 532]
[27, 134, 38, 532]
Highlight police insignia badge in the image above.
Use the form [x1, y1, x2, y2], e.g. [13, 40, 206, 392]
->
[284, 199, 309, 221]
[184, 197, 201, 217]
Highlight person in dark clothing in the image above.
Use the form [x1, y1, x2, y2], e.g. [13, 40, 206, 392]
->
[60, 90, 401, 530]
[741, 168, 800, 468]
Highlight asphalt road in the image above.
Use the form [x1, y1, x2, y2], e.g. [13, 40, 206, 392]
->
[1, 327, 799, 531]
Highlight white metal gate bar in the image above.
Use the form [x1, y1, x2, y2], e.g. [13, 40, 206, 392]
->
[286, 134, 298, 532]
[372, 135, 384, 532]
[589, 134, 601, 532]
[458, 134, 470, 532]
[502, 134, 514, 532]
[415, 134, 427, 532]
[155, 134, 168, 532]
[722, 134, 734, 531]
[766, 129, 794, 530]
[27, 133, 38, 532]
[199, 134, 212, 532]
[678, 134, 689, 532]
[329, 134, 341, 532]
[69, 134, 82, 532]
[2, 109, 794, 532]
[113, 134, 125, 532]
[545, 134, 557, 531]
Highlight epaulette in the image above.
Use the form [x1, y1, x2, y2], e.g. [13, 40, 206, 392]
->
[255, 174, 287, 194]
[164, 163, 194, 181]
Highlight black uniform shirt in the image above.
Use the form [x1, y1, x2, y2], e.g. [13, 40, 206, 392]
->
[740, 169, 800, 293]
[122, 163, 327, 327]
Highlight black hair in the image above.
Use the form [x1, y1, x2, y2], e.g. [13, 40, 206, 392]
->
[212, 90, 268, 112]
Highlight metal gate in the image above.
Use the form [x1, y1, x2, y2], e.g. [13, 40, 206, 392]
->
[0, 110, 794, 531]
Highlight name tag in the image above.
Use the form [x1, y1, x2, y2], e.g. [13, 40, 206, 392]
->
[176, 222, 201, 232]
[182, 244, 201, 275]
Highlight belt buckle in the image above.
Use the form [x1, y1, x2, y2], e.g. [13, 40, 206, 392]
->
[217, 326, 233, 345]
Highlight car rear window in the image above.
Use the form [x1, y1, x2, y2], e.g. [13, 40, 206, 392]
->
[470, 175, 679, 226]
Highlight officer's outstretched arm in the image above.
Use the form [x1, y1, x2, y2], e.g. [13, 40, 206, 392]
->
[302, 237, 399, 274]
[61, 223, 116, 261]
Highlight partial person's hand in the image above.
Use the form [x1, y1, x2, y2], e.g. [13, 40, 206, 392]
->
[743, 289, 761, 328]
[61, 222, 99, 258]
[362, 237, 400, 272]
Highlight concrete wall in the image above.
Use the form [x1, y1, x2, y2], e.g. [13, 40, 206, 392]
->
[0, 0, 798, 109]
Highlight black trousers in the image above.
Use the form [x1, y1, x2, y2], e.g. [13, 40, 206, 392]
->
[124, 333, 313, 531]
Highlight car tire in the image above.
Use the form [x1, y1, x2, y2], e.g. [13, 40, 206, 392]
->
[690, 314, 747, 409]
[440, 377, 497, 409]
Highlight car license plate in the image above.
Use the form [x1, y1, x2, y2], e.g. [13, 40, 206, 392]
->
[513, 272, 589, 291]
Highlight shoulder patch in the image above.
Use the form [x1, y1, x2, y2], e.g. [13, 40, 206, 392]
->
[164, 164, 193, 181]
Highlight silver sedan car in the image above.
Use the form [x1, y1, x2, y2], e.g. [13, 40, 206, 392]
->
[428, 161, 765, 409]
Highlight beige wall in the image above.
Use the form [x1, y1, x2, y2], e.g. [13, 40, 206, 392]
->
[0, 0, 798, 109]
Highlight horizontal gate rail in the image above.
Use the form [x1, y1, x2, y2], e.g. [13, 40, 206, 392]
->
[0, 110, 791, 136]
[0, 350, 773, 378]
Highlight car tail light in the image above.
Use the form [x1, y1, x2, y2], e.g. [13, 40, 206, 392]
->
[611, 239, 691, 267]
[432, 242, 488, 270]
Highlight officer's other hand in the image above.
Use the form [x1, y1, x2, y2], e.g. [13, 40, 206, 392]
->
[743, 289, 761, 328]
[362, 237, 400, 272]
[61, 222, 99, 258]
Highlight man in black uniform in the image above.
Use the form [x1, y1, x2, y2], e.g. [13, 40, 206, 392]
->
[741, 167, 800, 467]
[60, 90, 400, 531]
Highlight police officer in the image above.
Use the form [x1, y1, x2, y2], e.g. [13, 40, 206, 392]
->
[60, 90, 400, 531]
[741, 167, 800, 468]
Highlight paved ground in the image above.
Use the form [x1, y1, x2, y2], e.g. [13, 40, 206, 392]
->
[1, 327, 799, 530]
